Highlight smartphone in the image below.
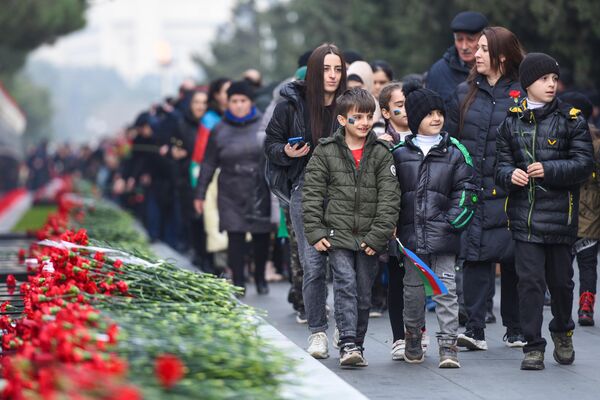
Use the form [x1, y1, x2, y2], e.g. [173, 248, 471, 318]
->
[288, 136, 306, 147]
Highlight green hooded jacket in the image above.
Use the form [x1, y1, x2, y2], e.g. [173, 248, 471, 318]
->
[302, 127, 400, 253]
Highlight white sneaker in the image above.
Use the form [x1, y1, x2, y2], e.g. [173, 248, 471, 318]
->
[391, 339, 405, 360]
[333, 327, 340, 349]
[307, 332, 329, 359]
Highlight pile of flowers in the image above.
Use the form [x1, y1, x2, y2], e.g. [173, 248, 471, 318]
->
[1, 192, 292, 399]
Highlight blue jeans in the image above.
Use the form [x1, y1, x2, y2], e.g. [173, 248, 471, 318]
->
[290, 179, 329, 334]
[329, 249, 378, 345]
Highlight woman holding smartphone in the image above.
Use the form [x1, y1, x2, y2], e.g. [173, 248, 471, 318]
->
[265, 43, 347, 359]
[195, 80, 272, 296]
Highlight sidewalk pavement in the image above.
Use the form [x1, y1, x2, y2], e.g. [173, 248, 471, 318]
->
[244, 272, 600, 400]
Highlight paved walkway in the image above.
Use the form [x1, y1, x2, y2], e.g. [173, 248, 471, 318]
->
[244, 271, 600, 400]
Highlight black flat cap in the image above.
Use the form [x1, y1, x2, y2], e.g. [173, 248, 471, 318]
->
[450, 11, 488, 33]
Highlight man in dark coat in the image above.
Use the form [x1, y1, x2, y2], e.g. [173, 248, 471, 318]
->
[425, 11, 488, 104]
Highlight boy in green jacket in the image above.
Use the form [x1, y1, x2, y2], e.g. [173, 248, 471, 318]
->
[303, 88, 401, 367]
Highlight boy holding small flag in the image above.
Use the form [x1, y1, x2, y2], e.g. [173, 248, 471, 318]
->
[392, 81, 477, 368]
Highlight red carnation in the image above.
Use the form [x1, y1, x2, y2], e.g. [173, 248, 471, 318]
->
[509, 90, 520, 98]
[155, 353, 185, 389]
[6, 274, 16, 288]
[18, 249, 26, 263]
[116, 281, 129, 295]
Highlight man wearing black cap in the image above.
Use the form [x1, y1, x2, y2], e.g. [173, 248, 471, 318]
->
[426, 11, 489, 103]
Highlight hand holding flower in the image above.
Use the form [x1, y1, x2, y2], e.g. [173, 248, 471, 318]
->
[527, 162, 544, 178]
[512, 168, 529, 186]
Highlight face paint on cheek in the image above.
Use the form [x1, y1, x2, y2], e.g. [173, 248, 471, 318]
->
[393, 109, 401, 116]
[348, 118, 355, 125]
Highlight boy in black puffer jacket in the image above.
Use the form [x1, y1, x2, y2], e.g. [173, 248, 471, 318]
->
[496, 53, 594, 371]
[392, 81, 477, 369]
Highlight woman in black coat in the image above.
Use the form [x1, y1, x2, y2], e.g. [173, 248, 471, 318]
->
[445, 26, 525, 349]
[195, 81, 271, 295]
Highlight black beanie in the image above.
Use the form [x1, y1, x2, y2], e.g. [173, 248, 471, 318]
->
[226, 80, 255, 100]
[403, 80, 446, 134]
[519, 53, 560, 89]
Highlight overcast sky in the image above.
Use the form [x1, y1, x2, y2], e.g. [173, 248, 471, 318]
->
[30, 0, 235, 85]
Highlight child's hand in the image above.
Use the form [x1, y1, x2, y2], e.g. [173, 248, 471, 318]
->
[360, 242, 376, 256]
[527, 162, 544, 178]
[314, 238, 331, 252]
[511, 168, 529, 186]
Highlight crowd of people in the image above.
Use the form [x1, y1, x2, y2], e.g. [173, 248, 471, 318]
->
[59, 10, 600, 372]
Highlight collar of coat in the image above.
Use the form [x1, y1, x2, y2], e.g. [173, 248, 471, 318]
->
[403, 131, 452, 155]
[507, 97, 582, 122]
[317, 126, 385, 149]
[473, 74, 515, 95]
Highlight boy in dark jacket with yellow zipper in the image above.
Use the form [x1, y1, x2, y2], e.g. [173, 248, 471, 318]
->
[496, 53, 594, 371]
[303, 88, 400, 368]
[392, 81, 477, 369]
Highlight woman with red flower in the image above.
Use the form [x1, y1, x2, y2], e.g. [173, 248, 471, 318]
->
[445, 26, 526, 350]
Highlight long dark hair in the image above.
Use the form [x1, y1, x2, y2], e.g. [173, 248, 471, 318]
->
[207, 77, 231, 114]
[458, 27, 525, 134]
[305, 43, 347, 144]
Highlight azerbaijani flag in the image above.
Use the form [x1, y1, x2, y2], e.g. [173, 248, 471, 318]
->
[395, 238, 448, 296]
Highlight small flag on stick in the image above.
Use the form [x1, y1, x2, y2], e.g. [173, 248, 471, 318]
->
[395, 238, 448, 296]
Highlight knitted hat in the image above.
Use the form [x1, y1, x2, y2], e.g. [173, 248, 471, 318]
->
[226, 80, 255, 100]
[403, 80, 445, 134]
[519, 53, 560, 89]
[450, 11, 488, 33]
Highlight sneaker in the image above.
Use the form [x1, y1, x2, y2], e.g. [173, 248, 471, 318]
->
[521, 350, 545, 370]
[578, 291, 595, 326]
[307, 332, 329, 359]
[485, 310, 497, 324]
[457, 328, 488, 350]
[369, 307, 384, 318]
[339, 343, 365, 367]
[421, 330, 430, 354]
[391, 339, 405, 361]
[332, 327, 340, 349]
[296, 309, 307, 324]
[551, 331, 575, 365]
[438, 339, 460, 368]
[355, 345, 369, 367]
[503, 328, 526, 348]
[404, 328, 424, 363]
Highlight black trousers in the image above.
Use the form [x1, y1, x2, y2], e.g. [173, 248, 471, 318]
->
[371, 261, 388, 309]
[463, 260, 520, 330]
[387, 256, 405, 342]
[576, 241, 598, 294]
[227, 232, 270, 288]
[515, 241, 575, 353]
